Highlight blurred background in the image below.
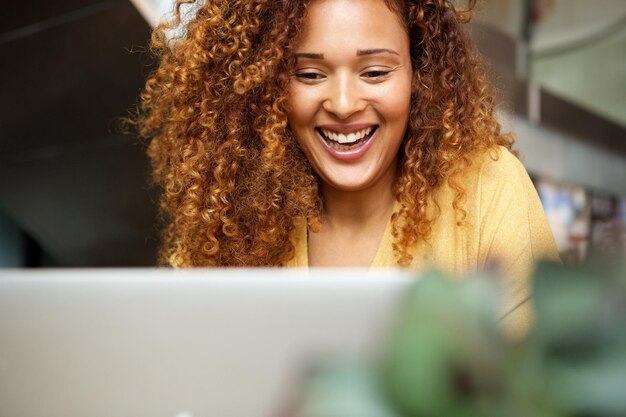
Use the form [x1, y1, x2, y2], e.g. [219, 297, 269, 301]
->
[0, 0, 624, 267]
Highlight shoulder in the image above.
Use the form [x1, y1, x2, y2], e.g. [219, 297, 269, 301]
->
[474, 146, 537, 222]
[466, 145, 525, 186]
[451, 145, 528, 204]
[458, 145, 560, 263]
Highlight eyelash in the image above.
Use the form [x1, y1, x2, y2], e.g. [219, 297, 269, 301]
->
[293, 70, 391, 82]
[294, 72, 324, 80]
[362, 70, 390, 79]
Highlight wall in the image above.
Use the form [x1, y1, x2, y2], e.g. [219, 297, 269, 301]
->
[500, 111, 626, 197]
[0, 208, 24, 267]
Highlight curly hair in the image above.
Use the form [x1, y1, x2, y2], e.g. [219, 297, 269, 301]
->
[132, 0, 514, 267]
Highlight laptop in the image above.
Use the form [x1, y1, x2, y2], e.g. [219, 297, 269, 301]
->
[0, 268, 415, 417]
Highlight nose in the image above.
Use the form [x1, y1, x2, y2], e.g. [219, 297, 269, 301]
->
[322, 73, 367, 120]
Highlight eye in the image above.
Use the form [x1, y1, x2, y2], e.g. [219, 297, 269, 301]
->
[362, 70, 390, 80]
[293, 71, 326, 83]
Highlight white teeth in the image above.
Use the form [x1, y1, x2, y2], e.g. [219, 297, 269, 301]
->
[320, 127, 373, 144]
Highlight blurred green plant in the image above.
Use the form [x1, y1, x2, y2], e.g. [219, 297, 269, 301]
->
[292, 260, 626, 417]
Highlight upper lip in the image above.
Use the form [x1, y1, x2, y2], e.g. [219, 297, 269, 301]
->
[316, 123, 378, 133]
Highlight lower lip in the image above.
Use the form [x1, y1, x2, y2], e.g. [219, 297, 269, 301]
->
[316, 128, 378, 161]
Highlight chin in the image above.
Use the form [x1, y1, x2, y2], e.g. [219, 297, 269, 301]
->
[318, 172, 379, 193]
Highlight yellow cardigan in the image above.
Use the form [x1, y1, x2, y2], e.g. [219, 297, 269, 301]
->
[285, 146, 560, 338]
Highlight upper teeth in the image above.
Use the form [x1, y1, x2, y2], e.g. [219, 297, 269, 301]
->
[320, 127, 373, 144]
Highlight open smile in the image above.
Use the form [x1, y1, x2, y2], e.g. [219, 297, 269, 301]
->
[315, 125, 378, 159]
[317, 126, 377, 148]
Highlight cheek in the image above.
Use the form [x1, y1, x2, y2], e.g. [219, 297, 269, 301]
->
[286, 86, 316, 127]
[394, 80, 412, 120]
[372, 76, 412, 124]
[286, 91, 313, 151]
[381, 93, 411, 128]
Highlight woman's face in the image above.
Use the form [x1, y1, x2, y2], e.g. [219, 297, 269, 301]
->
[286, 0, 412, 193]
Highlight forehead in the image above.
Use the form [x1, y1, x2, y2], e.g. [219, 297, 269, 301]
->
[296, 0, 408, 52]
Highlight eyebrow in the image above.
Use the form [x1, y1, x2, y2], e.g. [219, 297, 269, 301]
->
[294, 48, 400, 60]
[356, 48, 399, 56]
[294, 52, 324, 59]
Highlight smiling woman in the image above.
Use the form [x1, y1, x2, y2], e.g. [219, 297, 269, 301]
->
[286, 0, 413, 267]
[132, 0, 560, 333]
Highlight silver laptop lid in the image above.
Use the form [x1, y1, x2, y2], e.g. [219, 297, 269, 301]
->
[0, 268, 414, 417]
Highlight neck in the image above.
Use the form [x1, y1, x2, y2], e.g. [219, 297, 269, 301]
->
[319, 164, 397, 229]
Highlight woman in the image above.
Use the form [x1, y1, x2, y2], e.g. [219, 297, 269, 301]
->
[134, 0, 559, 334]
